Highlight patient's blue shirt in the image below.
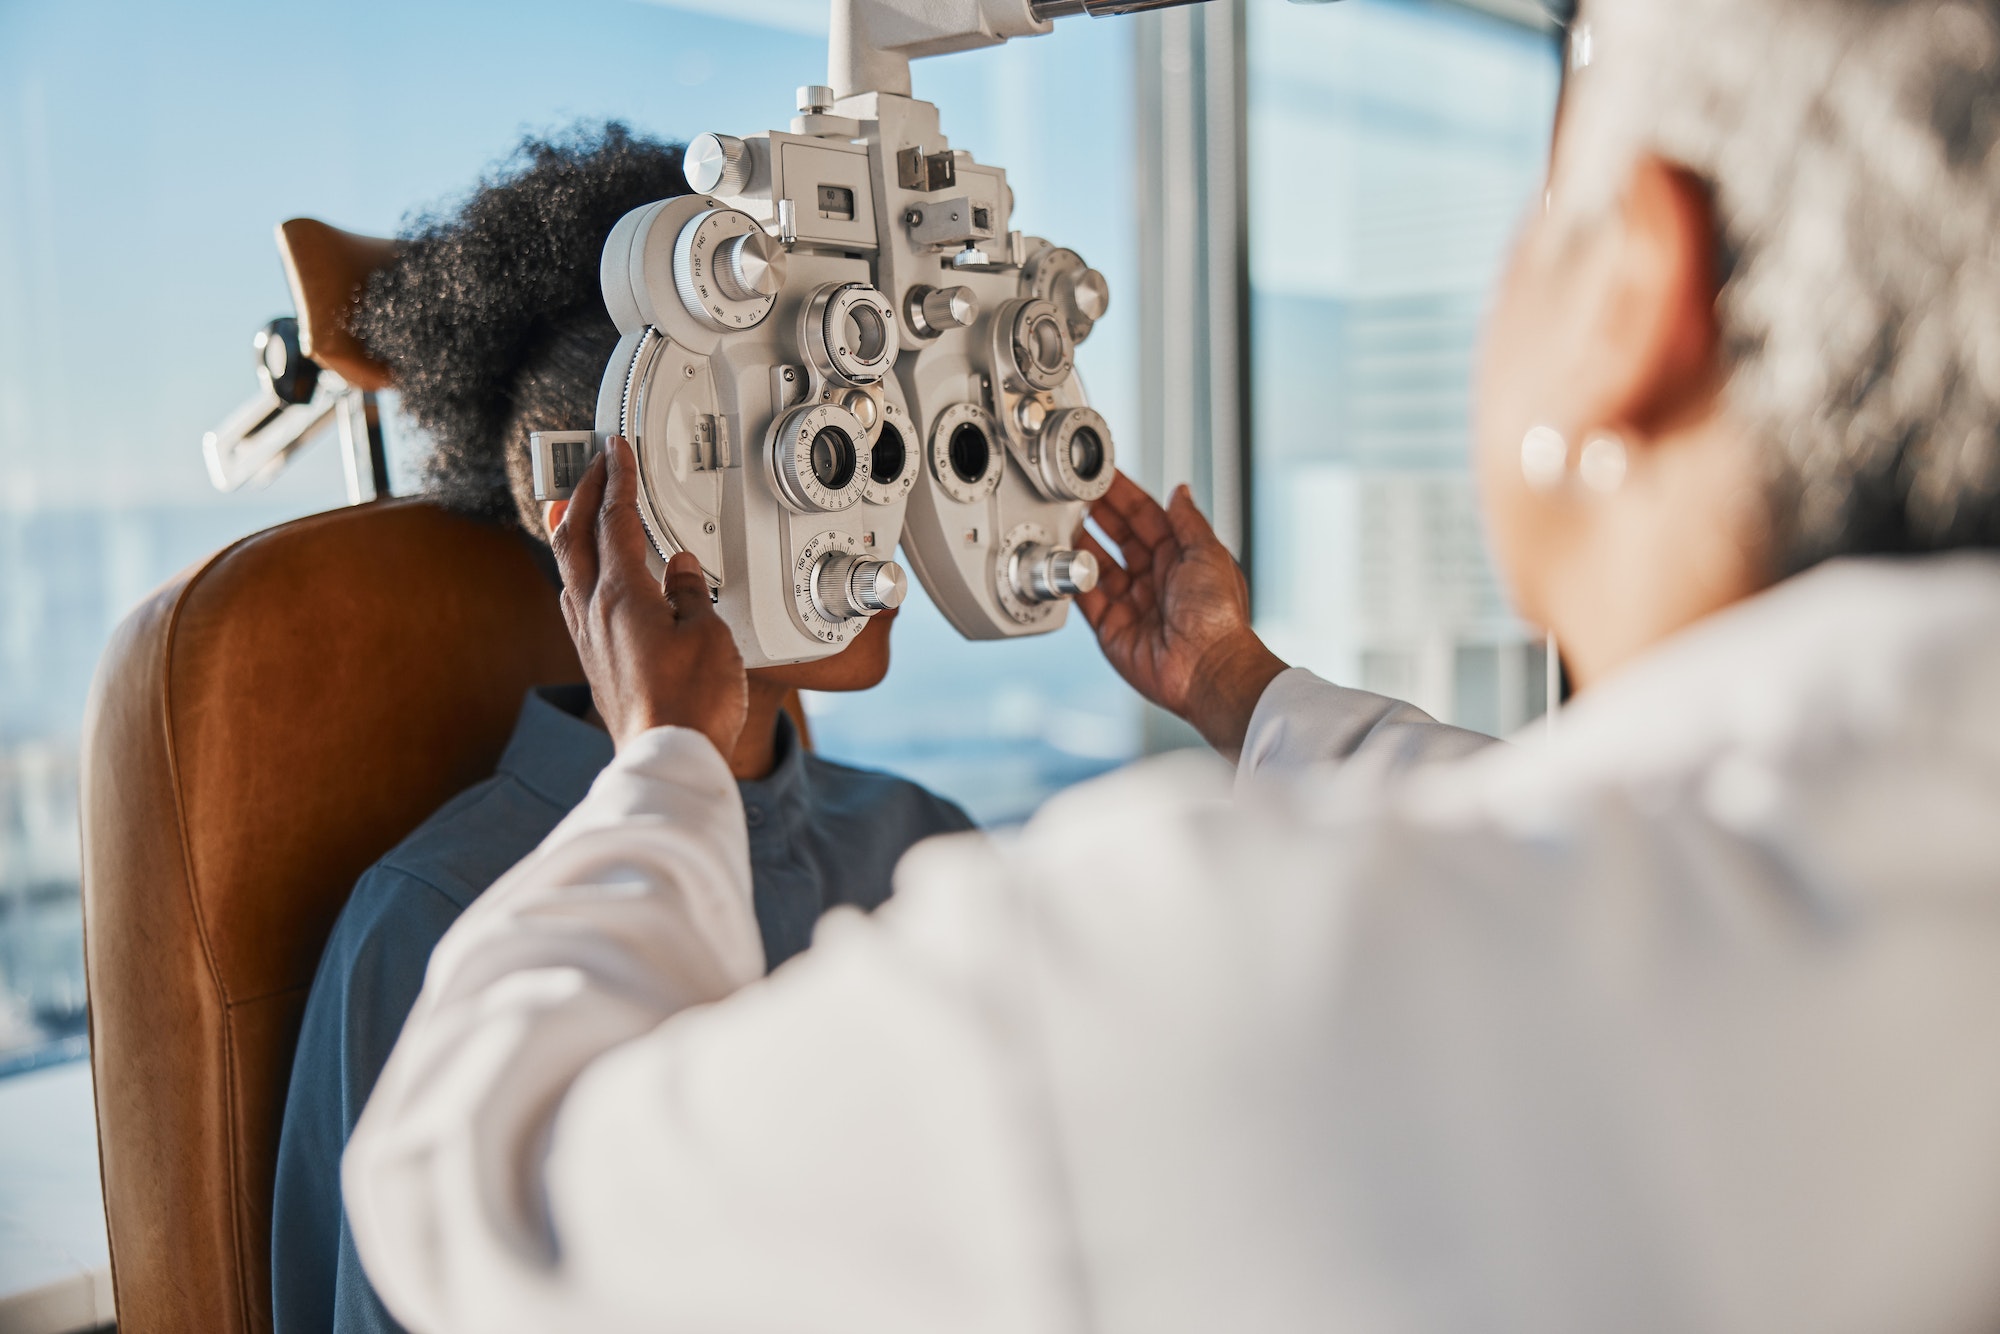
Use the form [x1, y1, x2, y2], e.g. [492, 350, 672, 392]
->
[271, 685, 973, 1334]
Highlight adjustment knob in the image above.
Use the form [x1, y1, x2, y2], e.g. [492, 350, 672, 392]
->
[906, 284, 979, 339]
[1067, 267, 1110, 322]
[1010, 543, 1099, 604]
[673, 208, 780, 332]
[714, 227, 787, 301]
[849, 558, 908, 612]
[811, 553, 908, 621]
[798, 84, 835, 115]
[685, 132, 752, 196]
[1024, 246, 1111, 342]
[254, 316, 320, 405]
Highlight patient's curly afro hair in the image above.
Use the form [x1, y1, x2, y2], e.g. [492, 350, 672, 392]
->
[354, 122, 688, 534]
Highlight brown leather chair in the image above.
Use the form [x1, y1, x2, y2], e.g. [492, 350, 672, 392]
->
[80, 500, 588, 1334]
[78, 220, 810, 1333]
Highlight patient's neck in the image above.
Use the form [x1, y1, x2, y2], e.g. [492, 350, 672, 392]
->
[580, 682, 782, 781]
[729, 680, 787, 781]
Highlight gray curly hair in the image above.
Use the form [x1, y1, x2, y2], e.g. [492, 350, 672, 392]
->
[1555, 0, 2000, 574]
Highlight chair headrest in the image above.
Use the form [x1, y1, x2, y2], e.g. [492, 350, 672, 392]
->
[275, 218, 398, 391]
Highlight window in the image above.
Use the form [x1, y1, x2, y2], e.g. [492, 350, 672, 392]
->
[1246, 0, 1562, 733]
[0, 2, 1137, 1323]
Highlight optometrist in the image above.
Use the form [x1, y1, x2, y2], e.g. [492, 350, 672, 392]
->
[344, 2, 2000, 1330]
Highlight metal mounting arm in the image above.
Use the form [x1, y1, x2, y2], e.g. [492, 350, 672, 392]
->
[829, 0, 1217, 99]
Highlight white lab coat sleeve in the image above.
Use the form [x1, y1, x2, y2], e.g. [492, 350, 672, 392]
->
[342, 726, 1077, 1334]
[1237, 666, 1498, 786]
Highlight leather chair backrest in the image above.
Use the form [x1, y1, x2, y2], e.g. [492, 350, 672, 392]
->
[80, 501, 586, 1334]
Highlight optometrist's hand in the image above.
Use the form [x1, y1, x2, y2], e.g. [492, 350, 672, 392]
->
[1075, 473, 1289, 759]
[551, 436, 748, 760]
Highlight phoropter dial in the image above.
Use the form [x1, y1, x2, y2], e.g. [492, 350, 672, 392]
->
[1031, 406, 1115, 503]
[998, 298, 1075, 393]
[1024, 246, 1111, 344]
[811, 551, 908, 621]
[791, 530, 899, 648]
[994, 521, 1100, 626]
[770, 402, 871, 514]
[674, 207, 786, 332]
[802, 282, 899, 386]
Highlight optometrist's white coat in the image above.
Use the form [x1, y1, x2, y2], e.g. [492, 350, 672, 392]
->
[345, 555, 2000, 1334]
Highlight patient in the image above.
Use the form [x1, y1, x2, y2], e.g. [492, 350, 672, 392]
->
[269, 122, 974, 1334]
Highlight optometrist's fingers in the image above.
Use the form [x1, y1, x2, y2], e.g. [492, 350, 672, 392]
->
[1071, 529, 1127, 629]
[661, 552, 715, 622]
[1165, 483, 1222, 551]
[594, 437, 659, 596]
[1076, 528, 1130, 600]
[1096, 470, 1178, 552]
[1087, 478, 1141, 552]
[549, 449, 608, 596]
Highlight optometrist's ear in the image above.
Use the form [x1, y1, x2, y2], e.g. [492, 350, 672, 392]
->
[1581, 154, 1724, 445]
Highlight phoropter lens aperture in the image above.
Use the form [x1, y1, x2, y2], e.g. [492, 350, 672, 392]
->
[871, 423, 908, 485]
[1031, 315, 1066, 373]
[949, 421, 991, 484]
[1069, 427, 1105, 482]
[810, 426, 858, 490]
[846, 304, 889, 364]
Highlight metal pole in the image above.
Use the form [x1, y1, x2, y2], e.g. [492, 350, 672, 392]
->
[1033, 0, 1216, 18]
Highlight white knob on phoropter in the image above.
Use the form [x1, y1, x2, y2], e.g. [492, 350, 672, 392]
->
[673, 208, 780, 332]
[906, 284, 980, 339]
[1032, 547, 1099, 600]
[685, 133, 752, 196]
[811, 553, 907, 620]
[1008, 541, 1099, 605]
[714, 228, 787, 302]
[1068, 267, 1110, 322]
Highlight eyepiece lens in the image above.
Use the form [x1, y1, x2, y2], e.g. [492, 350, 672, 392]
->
[1069, 426, 1105, 481]
[809, 425, 857, 490]
[1031, 316, 1065, 371]
[948, 420, 990, 484]
[871, 423, 907, 485]
[846, 304, 888, 363]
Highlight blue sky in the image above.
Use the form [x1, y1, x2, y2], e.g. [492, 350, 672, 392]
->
[0, 0, 1136, 514]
